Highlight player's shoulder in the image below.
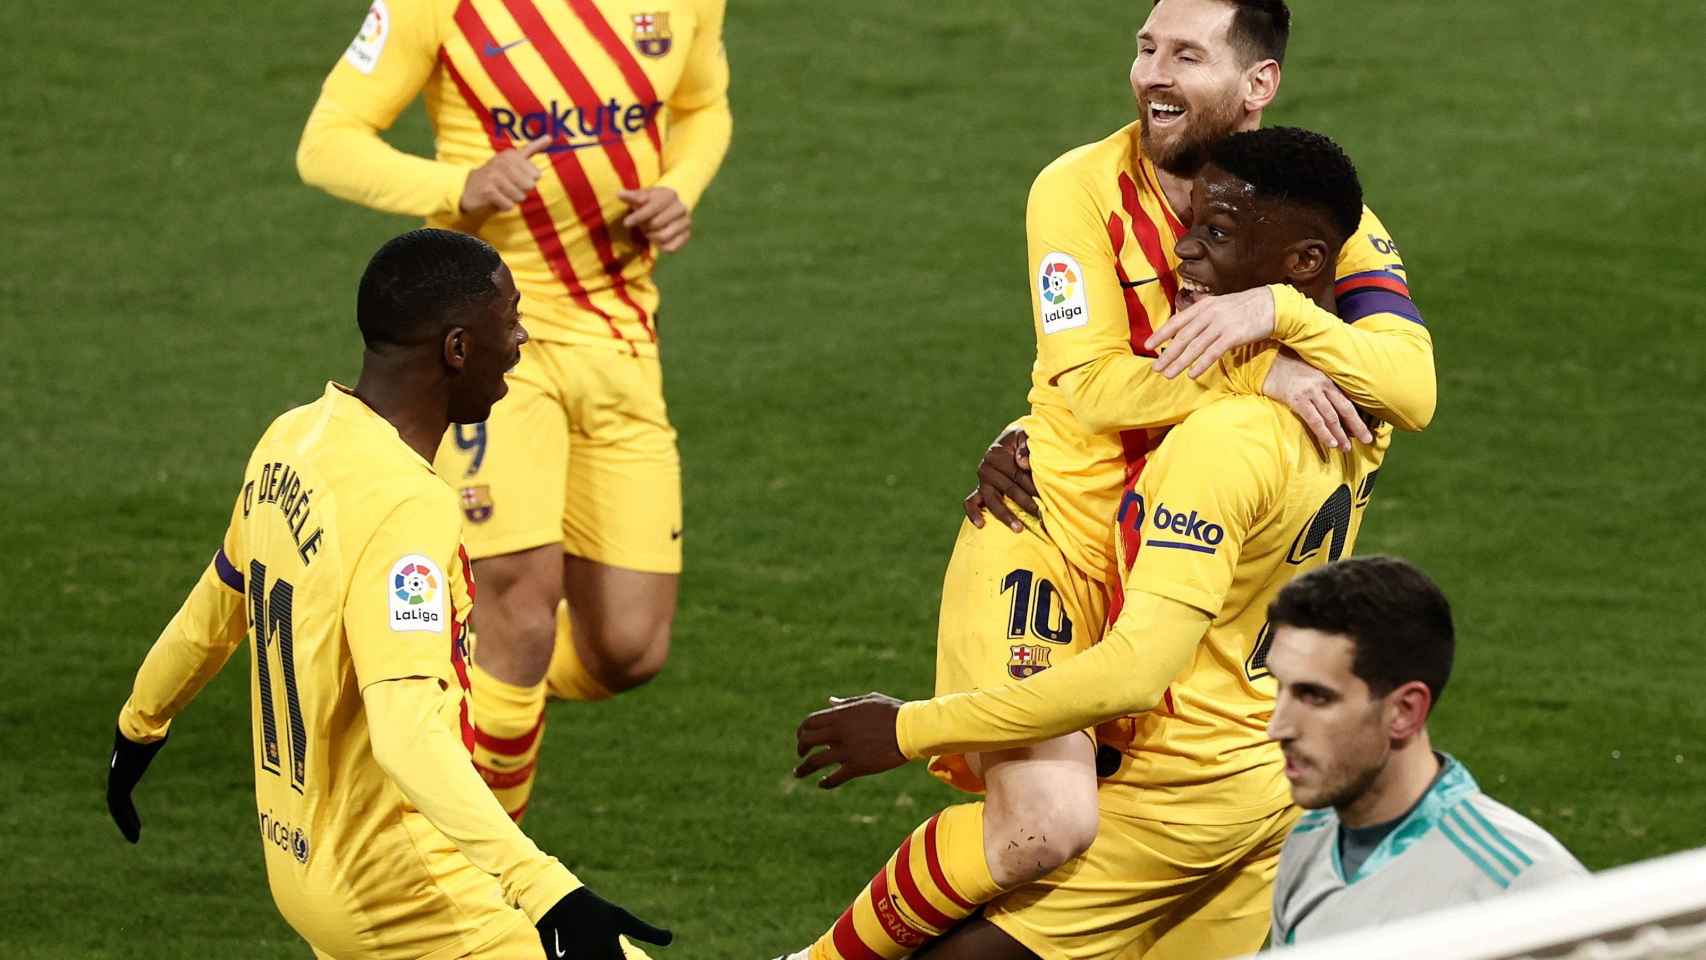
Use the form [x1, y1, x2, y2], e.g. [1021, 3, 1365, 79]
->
[1451, 792, 1588, 885]
[1031, 122, 1140, 198]
[1174, 395, 1292, 447]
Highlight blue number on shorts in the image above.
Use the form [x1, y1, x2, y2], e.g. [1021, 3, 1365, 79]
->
[1000, 569, 1033, 638]
[454, 424, 488, 477]
[1001, 568, 1074, 645]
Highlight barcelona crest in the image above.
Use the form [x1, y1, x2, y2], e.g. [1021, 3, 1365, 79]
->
[632, 12, 672, 58]
[460, 484, 494, 524]
[1008, 644, 1052, 680]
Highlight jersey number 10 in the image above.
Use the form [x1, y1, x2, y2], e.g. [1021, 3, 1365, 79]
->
[250, 560, 307, 793]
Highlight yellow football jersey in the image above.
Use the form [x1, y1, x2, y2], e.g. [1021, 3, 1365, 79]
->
[896, 394, 1391, 828]
[1019, 119, 1419, 585]
[210, 384, 515, 957]
[1100, 396, 1390, 823]
[304, 0, 730, 353]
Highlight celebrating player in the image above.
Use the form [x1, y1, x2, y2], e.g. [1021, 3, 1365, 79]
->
[1265, 557, 1587, 945]
[105, 230, 670, 960]
[779, 2, 1435, 958]
[296, 0, 732, 820]
[794, 128, 1404, 960]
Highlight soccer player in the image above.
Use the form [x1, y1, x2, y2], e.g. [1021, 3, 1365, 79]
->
[1265, 557, 1588, 945]
[296, 0, 732, 820]
[779, 1, 1435, 957]
[794, 127, 1400, 960]
[104, 230, 670, 960]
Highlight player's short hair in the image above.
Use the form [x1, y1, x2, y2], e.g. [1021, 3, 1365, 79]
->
[1207, 126, 1363, 245]
[1267, 556, 1456, 707]
[1171, 0, 1289, 66]
[356, 228, 503, 349]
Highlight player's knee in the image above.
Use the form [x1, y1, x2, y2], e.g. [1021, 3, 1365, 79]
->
[474, 559, 564, 684]
[985, 791, 1099, 884]
[589, 614, 672, 692]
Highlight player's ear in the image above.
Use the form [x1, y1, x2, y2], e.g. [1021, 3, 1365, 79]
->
[1243, 59, 1281, 113]
[1285, 238, 1331, 286]
[443, 327, 470, 373]
[1385, 680, 1433, 741]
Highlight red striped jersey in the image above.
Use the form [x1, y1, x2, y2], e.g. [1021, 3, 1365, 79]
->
[1019, 120, 1413, 585]
[318, 0, 729, 353]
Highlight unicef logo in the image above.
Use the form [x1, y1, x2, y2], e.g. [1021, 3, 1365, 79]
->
[393, 562, 439, 606]
[291, 828, 310, 865]
[1040, 260, 1078, 306]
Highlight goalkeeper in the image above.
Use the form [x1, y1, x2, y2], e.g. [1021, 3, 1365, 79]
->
[104, 229, 669, 960]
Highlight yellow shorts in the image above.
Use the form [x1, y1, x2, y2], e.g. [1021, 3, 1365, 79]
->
[435, 336, 683, 574]
[985, 802, 1295, 960]
[929, 513, 1110, 792]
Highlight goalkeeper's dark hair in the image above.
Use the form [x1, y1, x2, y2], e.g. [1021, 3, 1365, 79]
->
[1156, 0, 1290, 66]
[1208, 126, 1364, 245]
[1267, 556, 1455, 708]
[356, 229, 503, 349]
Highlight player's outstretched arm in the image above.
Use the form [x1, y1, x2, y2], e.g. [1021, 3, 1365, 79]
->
[793, 593, 1209, 787]
[362, 678, 672, 955]
[109, 550, 247, 842]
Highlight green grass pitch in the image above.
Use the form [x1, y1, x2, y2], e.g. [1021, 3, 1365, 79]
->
[4, 1, 1704, 957]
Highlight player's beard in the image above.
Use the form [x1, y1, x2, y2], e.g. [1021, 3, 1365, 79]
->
[1140, 92, 1246, 177]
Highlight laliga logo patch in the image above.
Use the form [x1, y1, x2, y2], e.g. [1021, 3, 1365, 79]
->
[1038, 252, 1088, 333]
[388, 554, 445, 633]
[344, 0, 390, 75]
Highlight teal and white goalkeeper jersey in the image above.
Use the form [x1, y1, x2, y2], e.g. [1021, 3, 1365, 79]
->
[1271, 755, 1587, 947]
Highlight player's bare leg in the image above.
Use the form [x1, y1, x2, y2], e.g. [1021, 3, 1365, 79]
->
[915, 917, 1038, 960]
[800, 736, 1096, 960]
[973, 736, 1100, 888]
[551, 555, 676, 695]
[469, 543, 564, 821]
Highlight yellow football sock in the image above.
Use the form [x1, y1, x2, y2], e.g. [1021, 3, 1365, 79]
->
[810, 803, 1005, 960]
[469, 663, 546, 822]
[544, 600, 613, 702]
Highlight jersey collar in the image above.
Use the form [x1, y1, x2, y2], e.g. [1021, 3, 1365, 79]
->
[1331, 753, 1478, 885]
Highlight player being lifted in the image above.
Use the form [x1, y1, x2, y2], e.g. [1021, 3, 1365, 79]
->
[297, 0, 732, 820]
[795, 127, 1399, 960]
[778, 2, 1434, 958]
[105, 230, 670, 960]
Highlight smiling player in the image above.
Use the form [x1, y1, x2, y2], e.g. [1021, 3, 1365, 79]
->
[795, 128, 1402, 960]
[782, 3, 1436, 959]
[297, 0, 732, 823]
[104, 231, 670, 960]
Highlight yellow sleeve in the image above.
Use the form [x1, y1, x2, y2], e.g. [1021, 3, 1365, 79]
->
[364, 677, 580, 920]
[652, 0, 731, 210]
[1027, 159, 1268, 434]
[342, 490, 463, 688]
[1265, 206, 1437, 431]
[118, 526, 248, 742]
[895, 592, 1210, 758]
[892, 400, 1284, 758]
[295, 0, 471, 218]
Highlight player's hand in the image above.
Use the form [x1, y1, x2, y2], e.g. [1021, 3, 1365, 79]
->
[794, 694, 908, 789]
[1146, 286, 1277, 378]
[1262, 350, 1375, 452]
[618, 186, 692, 253]
[964, 427, 1037, 533]
[459, 134, 553, 217]
[536, 887, 673, 960]
[107, 727, 168, 844]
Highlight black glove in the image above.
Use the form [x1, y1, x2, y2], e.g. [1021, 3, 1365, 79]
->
[536, 887, 672, 959]
[107, 727, 168, 844]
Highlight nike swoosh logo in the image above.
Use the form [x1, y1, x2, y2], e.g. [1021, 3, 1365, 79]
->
[554, 930, 567, 958]
[1120, 277, 1159, 289]
[483, 38, 528, 56]
[670, 528, 683, 540]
